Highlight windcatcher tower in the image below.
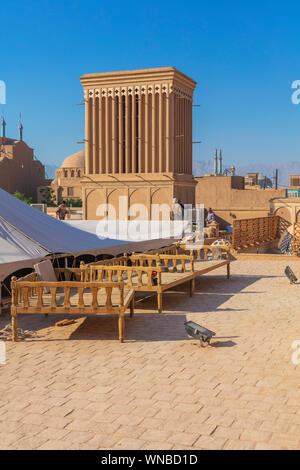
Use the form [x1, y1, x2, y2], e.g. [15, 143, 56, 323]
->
[80, 67, 197, 220]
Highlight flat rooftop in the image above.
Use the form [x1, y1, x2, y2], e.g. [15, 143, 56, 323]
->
[1, 259, 300, 450]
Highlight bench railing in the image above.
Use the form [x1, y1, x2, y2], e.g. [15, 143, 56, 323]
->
[130, 253, 194, 273]
[88, 264, 163, 289]
[143, 244, 179, 256]
[181, 245, 230, 261]
[88, 255, 129, 267]
[11, 278, 126, 311]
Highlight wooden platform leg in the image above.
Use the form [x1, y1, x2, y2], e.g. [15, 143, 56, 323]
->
[11, 277, 18, 342]
[227, 263, 230, 279]
[12, 314, 18, 342]
[130, 297, 134, 318]
[118, 314, 125, 343]
[157, 292, 163, 314]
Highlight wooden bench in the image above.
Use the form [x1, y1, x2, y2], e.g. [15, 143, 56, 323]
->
[131, 244, 230, 309]
[87, 254, 195, 314]
[131, 245, 230, 278]
[181, 245, 231, 279]
[10, 268, 135, 343]
[87, 244, 230, 313]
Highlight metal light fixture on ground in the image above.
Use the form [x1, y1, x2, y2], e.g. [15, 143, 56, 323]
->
[284, 266, 298, 284]
[184, 321, 216, 347]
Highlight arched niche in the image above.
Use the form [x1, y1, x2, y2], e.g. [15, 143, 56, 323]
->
[129, 188, 149, 220]
[107, 188, 128, 220]
[275, 207, 292, 222]
[151, 187, 172, 220]
[86, 188, 106, 220]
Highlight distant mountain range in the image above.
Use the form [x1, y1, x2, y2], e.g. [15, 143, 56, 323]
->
[44, 161, 300, 187]
[193, 160, 300, 187]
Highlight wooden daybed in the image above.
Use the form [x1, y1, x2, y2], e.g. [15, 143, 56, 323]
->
[10, 244, 231, 342]
[86, 244, 231, 313]
[10, 267, 134, 343]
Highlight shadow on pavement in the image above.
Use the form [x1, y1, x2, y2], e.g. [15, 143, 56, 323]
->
[70, 313, 188, 343]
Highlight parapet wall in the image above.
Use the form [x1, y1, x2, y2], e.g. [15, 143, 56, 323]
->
[195, 175, 285, 228]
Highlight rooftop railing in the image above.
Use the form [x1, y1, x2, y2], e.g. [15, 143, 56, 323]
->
[232, 215, 279, 250]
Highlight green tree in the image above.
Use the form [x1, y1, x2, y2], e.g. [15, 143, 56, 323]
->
[65, 198, 82, 207]
[39, 187, 57, 207]
[13, 191, 32, 205]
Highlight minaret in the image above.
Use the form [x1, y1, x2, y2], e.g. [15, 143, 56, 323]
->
[219, 149, 223, 175]
[1, 115, 6, 139]
[18, 115, 23, 141]
[214, 149, 218, 175]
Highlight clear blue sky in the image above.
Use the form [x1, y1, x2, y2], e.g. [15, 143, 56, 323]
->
[1, 0, 300, 171]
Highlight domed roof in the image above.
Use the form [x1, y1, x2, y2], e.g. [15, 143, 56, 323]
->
[62, 150, 85, 168]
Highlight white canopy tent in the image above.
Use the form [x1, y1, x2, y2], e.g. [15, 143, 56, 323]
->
[0, 188, 174, 291]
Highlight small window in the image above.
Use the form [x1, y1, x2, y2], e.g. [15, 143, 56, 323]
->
[71, 170, 75, 178]
[67, 187, 74, 196]
[64, 170, 68, 178]
[77, 170, 81, 177]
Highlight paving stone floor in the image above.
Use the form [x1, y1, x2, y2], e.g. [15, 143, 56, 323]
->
[0, 260, 300, 450]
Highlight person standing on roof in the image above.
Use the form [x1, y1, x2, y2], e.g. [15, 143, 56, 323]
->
[56, 201, 69, 220]
[206, 207, 215, 226]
